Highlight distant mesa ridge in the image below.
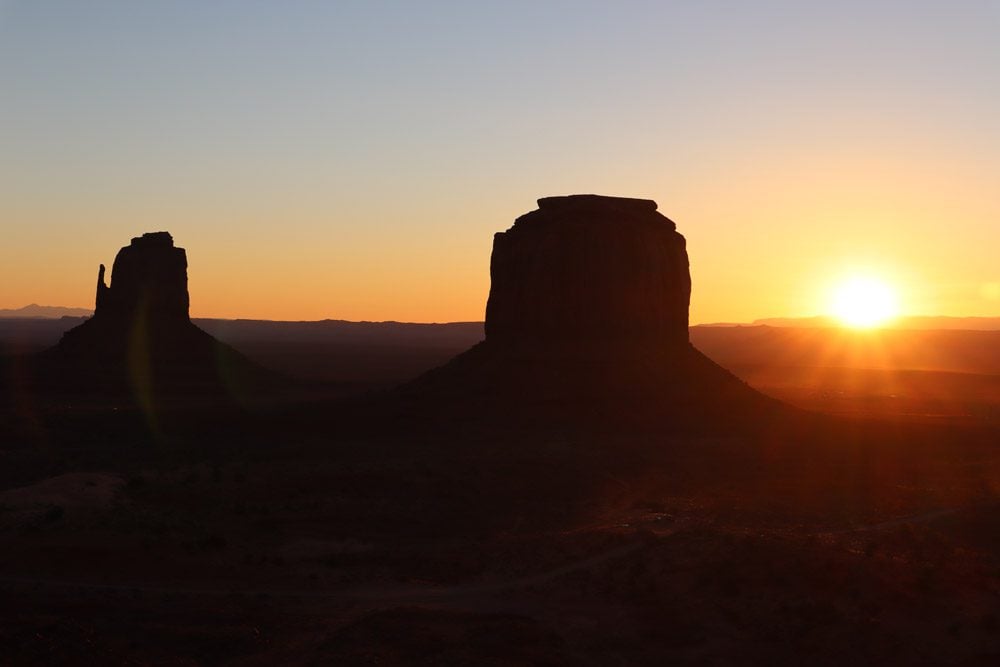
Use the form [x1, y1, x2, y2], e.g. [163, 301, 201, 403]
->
[0, 304, 92, 319]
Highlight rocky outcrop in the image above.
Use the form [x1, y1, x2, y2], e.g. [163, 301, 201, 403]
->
[94, 232, 189, 324]
[408, 194, 778, 428]
[485, 195, 690, 350]
[47, 232, 269, 397]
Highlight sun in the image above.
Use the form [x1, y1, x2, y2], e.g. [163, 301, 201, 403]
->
[829, 276, 900, 328]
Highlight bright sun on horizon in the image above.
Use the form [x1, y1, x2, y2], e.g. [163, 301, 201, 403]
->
[829, 276, 901, 329]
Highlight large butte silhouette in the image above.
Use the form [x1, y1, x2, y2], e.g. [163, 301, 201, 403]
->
[410, 195, 778, 426]
[48, 232, 265, 396]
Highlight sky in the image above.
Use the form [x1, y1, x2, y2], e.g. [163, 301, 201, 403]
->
[1, 1, 998, 323]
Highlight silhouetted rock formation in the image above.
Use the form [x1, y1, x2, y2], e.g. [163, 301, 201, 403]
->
[94, 232, 189, 324]
[408, 194, 779, 428]
[45, 233, 270, 398]
[486, 195, 690, 350]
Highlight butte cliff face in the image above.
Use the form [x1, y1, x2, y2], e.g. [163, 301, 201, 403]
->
[49, 232, 266, 397]
[410, 194, 777, 426]
[94, 231, 190, 325]
[485, 195, 690, 351]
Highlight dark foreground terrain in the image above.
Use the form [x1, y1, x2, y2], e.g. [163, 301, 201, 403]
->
[3, 319, 1000, 665]
[3, 378, 1000, 665]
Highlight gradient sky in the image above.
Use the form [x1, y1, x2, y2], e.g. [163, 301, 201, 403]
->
[2, 1, 997, 323]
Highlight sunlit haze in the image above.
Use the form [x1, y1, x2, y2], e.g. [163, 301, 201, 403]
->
[1, 2, 997, 323]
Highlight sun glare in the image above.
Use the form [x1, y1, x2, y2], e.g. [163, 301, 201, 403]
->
[829, 276, 900, 328]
